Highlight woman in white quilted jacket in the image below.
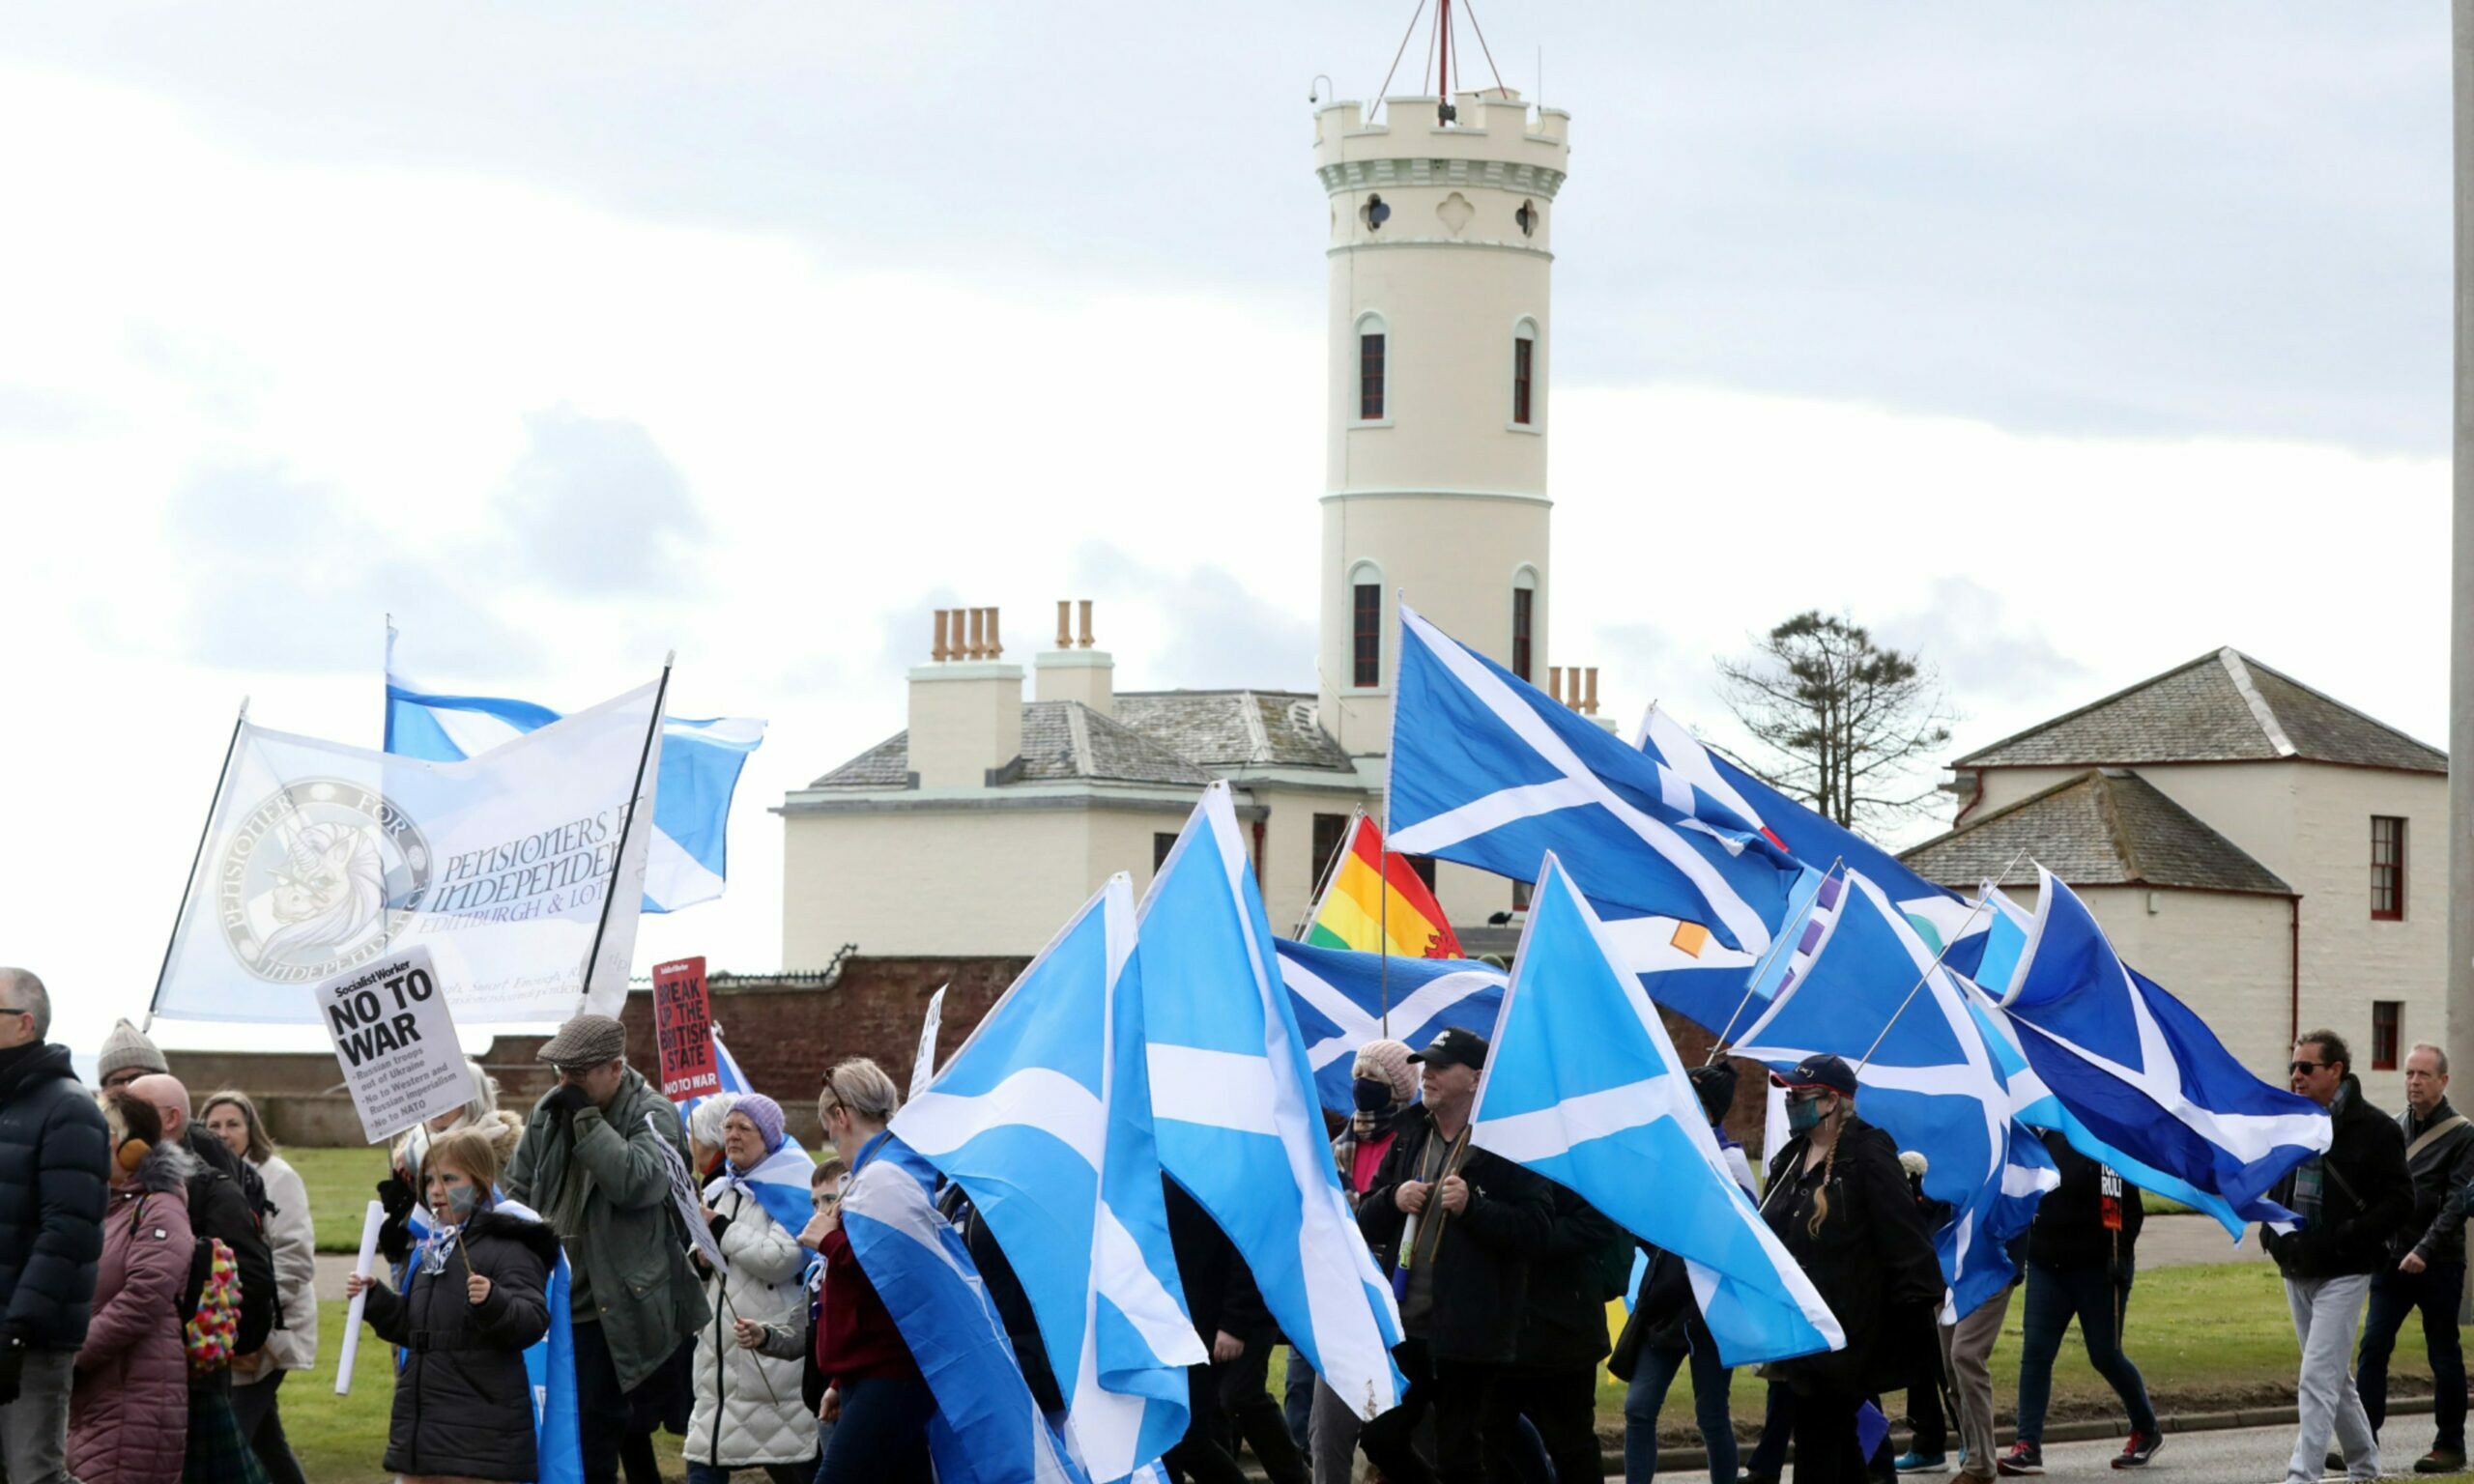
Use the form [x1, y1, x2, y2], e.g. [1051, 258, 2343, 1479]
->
[201, 1091, 316, 1484]
[685, 1093, 821, 1484]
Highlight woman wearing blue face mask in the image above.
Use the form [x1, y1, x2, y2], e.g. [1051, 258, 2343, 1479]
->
[345, 1126, 556, 1484]
[1758, 1055, 1944, 1484]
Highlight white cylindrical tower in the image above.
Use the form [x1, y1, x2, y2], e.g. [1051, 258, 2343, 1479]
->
[1314, 86, 1570, 756]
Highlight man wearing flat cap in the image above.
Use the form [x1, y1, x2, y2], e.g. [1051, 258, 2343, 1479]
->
[504, 1013, 709, 1484]
[1354, 1027, 1557, 1484]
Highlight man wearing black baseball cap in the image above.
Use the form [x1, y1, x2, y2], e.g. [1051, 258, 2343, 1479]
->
[1354, 1028, 1556, 1484]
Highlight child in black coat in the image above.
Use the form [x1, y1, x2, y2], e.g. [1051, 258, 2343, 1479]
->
[346, 1125, 555, 1484]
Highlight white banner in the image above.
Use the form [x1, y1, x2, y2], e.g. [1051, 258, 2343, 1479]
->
[320, 945, 474, 1144]
[154, 678, 664, 1024]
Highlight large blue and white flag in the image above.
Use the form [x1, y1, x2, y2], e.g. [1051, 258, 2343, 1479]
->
[1387, 604, 1811, 959]
[1633, 703, 1990, 958]
[1734, 870, 2056, 1318]
[1275, 939, 1505, 1118]
[385, 628, 763, 914]
[402, 1196, 582, 1484]
[1470, 853, 1842, 1366]
[1999, 868, 2328, 1228]
[154, 680, 662, 1022]
[895, 875, 1204, 1484]
[1136, 784, 1406, 1421]
[841, 1130, 1090, 1484]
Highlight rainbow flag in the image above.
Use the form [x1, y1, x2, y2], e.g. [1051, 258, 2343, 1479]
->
[1305, 814, 1465, 959]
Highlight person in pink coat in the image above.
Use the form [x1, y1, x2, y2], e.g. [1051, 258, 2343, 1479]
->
[70, 1091, 197, 1484]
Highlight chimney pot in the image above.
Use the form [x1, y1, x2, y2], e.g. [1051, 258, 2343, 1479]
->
[986, 607, 1003, 660]
[1055, 601, 1072, 649]
[1584, 668, 1599, 716]
[1078, 599, 1094, 649]
[1547, 666, 1563, 703]
[933, 609, 950, 663]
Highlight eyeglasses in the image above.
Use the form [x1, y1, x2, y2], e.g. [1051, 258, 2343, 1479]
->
[2290, 1060, 2331, 1074]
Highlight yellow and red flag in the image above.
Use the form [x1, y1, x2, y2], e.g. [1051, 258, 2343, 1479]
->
[1304, 813, 1465, 960]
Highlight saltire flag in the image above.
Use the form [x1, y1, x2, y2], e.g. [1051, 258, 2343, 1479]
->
[401, 1197, 582, 1484]
[1277, 938, 1505, 1117]
[154, 680, 662, 1023]
[895, 875, 1204, 1484]
[1997, 868, 2328, 1230]
[1471, 852, 1843, 1366]
[385, 626, 764, 914]
[839, 1130, 1090, 1484]
[1733, 870, 2057, 1319]
[703, 1138, 820, 1275]
[1136, 783, 1407, 1421]
[1302, 813, 1464, 959]
[1633, 702, 1991, 959]
[1386, 604, 1811, 958]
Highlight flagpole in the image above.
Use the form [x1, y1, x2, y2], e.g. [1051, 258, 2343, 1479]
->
[1705, 854, 1844, 1065]
[1294, 804, 1364, 940]
[1853, 846, 2030, 1072]
[145, 698, 250, 1033]
[1378, 819, 1392, 1035]
[583, 655, 675, 998]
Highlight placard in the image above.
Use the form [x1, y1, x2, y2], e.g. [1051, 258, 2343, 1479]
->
[653, 956, 719, 1101]
[317, 944, 475, 1145]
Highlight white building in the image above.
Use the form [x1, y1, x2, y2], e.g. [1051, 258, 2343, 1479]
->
[779, 82, 1579, 961]
[1901, 648, 2449, 1108]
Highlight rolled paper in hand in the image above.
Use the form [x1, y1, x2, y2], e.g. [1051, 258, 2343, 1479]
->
[334, 1199, 385, 1395]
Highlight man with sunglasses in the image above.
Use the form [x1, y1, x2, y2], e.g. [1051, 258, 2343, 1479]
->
[2261, 1029, 2412, 1484]
[0, 968, 110, 1484]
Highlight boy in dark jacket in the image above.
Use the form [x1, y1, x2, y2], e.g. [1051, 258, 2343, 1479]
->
[2264, 1031, 2411, 1484]
[0, 969, 109, 1484]
[349, 1127, 556, 1483]
[2002, 1130, 2158, 1474]
[1355, 1029, 1557, 1484]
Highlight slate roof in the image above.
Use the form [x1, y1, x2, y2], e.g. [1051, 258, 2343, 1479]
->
[1954, 649, 2444, 775]
[807, 700, 1215, 790]
[1900, 768, 2293, 896]
[1113, 690, 1355, 771]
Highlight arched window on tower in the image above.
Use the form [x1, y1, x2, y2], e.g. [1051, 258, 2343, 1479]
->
[1510, 565, 1539, 680]
[1511, 318, 1539, 425]
[1357, 312, 1388, 422]
[1350, 561, 1383, 687]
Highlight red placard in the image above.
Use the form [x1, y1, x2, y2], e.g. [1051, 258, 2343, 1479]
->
[652, 956, 720, 1101]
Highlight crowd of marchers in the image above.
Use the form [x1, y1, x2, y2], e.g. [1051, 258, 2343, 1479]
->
[2, 963, 2468, 1484]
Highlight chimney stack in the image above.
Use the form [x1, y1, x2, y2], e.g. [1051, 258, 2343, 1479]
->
[906, 605, 1023, 786]
[1037, 598, 1115, 716]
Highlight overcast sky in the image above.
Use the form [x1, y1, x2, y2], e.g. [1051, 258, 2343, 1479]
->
[0, 3, 2453, 1059]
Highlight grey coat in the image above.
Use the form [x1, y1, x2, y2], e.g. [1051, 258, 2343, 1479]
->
[503, 1065, 710, 1391]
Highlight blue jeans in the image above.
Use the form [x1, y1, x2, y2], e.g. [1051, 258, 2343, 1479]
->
[1625, 1342, 1737, 1484]
[2357, 1261, 2467, 1451]
[2015, 1260, 2156, 1445]
[815, 1375, 934, 1484]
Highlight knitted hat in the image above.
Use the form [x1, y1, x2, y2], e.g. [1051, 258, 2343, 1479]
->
[98, 1018, 168, 1081]
[1351, 1039, 1416, 1104]
[733, 1093, 789, 1155]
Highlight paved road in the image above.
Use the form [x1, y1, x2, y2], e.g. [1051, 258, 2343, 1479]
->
[2138, 1214, 2270, 1270]
[1809, 1420, 2374, 1484]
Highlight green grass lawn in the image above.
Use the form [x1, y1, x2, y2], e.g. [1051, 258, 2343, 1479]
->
[285, 1145, 394, 1253]
[285, 1298, 691, 1483]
